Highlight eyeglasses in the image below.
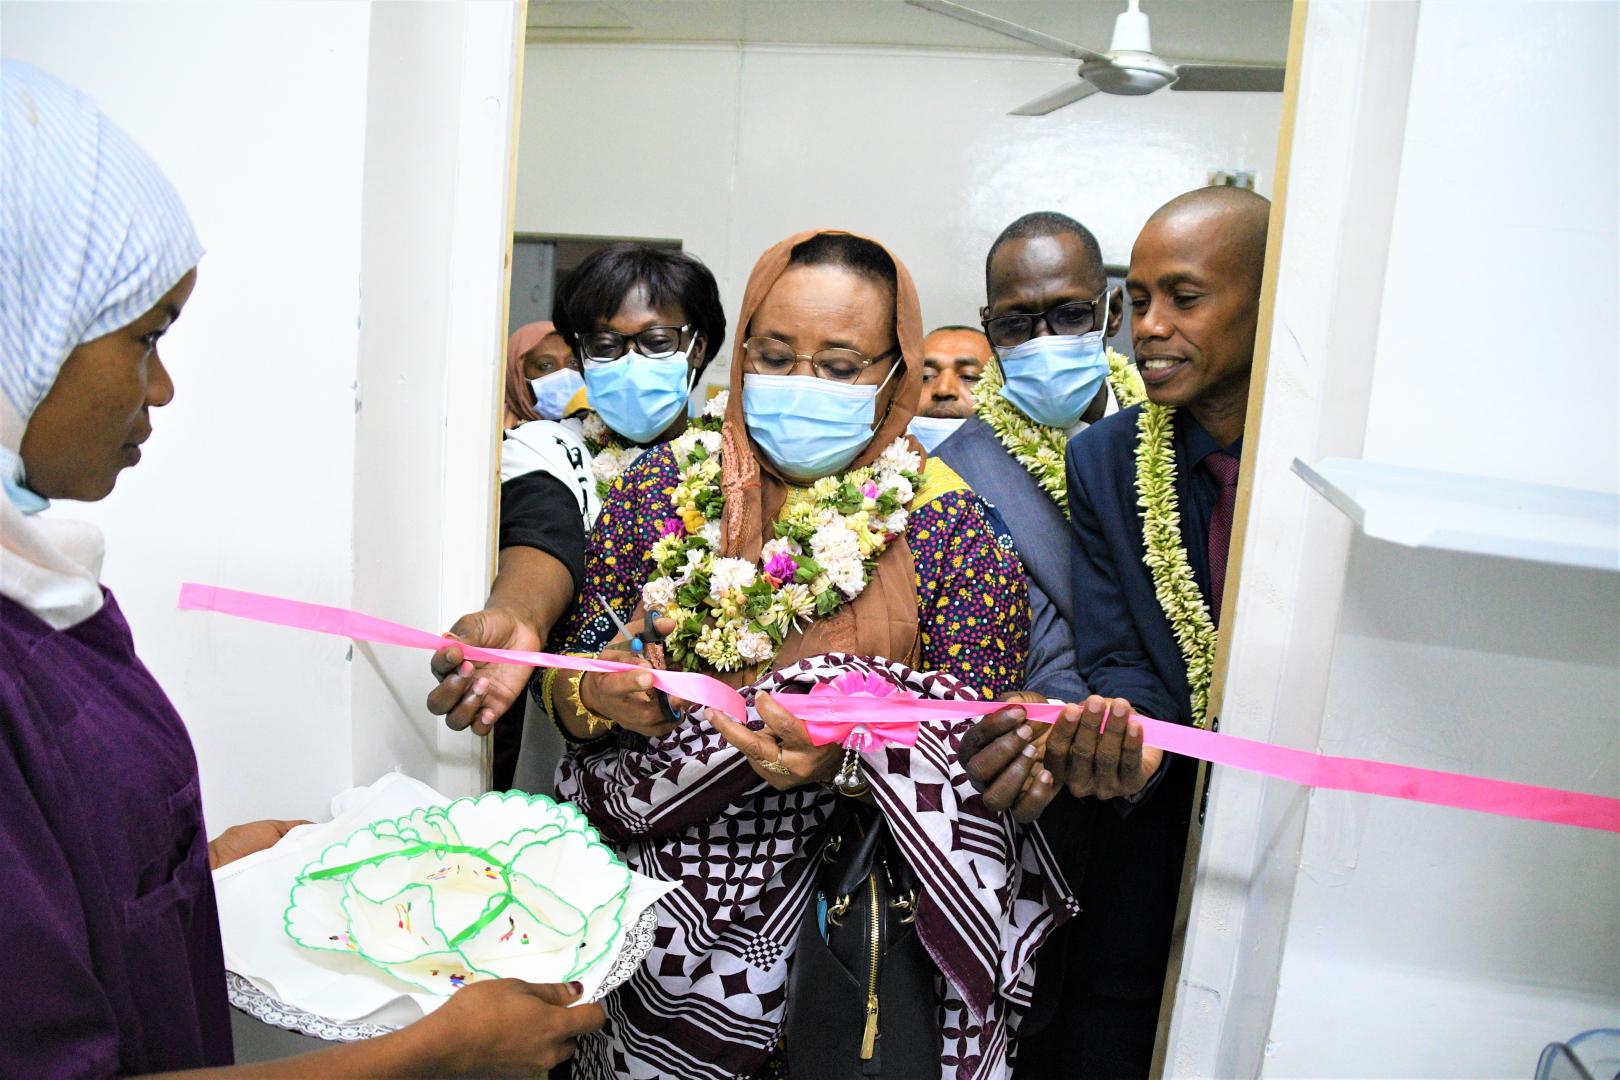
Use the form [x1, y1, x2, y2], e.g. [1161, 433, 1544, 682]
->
[742, 337, 899, 383]
[578, 324, 692, 363]
[981, 292, 1108, 348]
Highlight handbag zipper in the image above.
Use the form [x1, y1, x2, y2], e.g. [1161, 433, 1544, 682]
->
[860, 872, 881, 1060]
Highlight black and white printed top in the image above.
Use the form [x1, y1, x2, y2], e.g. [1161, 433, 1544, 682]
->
[498, 419, 597, 590]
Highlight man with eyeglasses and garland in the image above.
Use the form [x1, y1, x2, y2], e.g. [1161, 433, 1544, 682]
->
[929, 211, 1144, 715]
[960, 189, 1270, 1077]
[942, 211, 1153, 1070]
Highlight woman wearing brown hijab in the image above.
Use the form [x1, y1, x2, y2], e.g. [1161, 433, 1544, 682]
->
[544, 232, 1074, 1079]
[501, 319, 580, 429]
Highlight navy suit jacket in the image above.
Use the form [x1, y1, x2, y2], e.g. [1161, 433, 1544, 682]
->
[1066, 403, 1230, 726]
[1027, 403, 1238, 1009]
[934, 416, 1090, 702]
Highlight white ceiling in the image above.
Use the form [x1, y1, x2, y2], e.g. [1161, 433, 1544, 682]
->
[527, 1, 1292, 66]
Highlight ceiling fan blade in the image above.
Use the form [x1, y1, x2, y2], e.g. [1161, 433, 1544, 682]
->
[904, 0, 1109, 64]
[1010, 79, 1101, 116]
[1169, 63, 1286, 93]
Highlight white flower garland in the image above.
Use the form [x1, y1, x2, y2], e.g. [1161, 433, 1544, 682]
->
[580, 392, 730, 498]
[579, 411, 641, 499]
[1134, 402, 1217, 728]
[973, 347, 1145, 514]
[641, 434, 922, 673]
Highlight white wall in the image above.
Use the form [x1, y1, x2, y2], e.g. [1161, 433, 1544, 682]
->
[516, 42, 1282, 362]
[5, 1, 520, 831]
[1174, 2, 1620, 1077]
[1261, 4, 1620, 1075]
[1361, 0, 1619, 497]
[1263, 541, 1619, 1079]
[350, 1, 521, 801]
[6, 1, 372, 832]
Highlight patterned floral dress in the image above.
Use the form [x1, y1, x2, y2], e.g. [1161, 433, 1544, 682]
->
[549, 443, 1031, 695]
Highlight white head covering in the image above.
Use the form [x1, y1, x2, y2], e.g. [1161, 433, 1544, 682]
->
[1, 60, 204, 628]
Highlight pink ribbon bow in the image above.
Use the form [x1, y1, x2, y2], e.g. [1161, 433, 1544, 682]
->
[803, 671, 922, 749]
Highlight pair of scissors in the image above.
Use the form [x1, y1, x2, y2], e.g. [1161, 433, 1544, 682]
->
[597, 599, 681, 725]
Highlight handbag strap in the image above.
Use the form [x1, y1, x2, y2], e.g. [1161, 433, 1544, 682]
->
[819, 803, 920, 921]
[820, 801, 884, 899]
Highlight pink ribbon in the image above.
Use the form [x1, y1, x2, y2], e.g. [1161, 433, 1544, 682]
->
[177, 584, 1620, 834]
[177, 583, 746, 721]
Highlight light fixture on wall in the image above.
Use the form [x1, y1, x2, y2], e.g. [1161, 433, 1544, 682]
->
[906, 0, 1285, 115]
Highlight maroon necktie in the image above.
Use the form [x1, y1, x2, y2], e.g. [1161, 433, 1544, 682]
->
[1204, 450, 1240, 624]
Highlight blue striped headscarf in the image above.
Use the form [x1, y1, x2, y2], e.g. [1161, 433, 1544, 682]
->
[0, 59, 203, 486]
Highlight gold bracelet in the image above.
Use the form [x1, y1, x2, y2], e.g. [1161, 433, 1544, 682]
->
[567, 668, 615, 737]
[541, 667, 563, 718]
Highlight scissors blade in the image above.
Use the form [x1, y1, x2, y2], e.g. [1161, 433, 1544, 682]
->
[598, 597, 633, 640]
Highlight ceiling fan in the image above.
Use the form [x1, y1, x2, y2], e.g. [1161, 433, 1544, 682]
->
[905, 0, 1286, 115]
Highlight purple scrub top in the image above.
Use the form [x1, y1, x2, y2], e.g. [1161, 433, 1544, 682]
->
[0, 589, 233, 1076]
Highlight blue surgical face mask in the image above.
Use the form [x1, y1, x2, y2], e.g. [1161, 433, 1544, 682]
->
[907, 415, 966, 454]
[584, 349, 696, 444]
[528, 367, 586, 422]
[0, 447, 47, 514]
[994, 293, 1111, 429]
[743, 366, 898, 482]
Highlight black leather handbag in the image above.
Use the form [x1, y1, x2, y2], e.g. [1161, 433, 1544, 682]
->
[782, 802, 942, 1078]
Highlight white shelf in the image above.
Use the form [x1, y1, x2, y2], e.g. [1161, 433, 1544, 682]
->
[1291, 457, 1620, 572]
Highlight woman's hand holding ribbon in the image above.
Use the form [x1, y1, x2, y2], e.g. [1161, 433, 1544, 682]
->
[705, 692, 842, 791]
[568, 615, 684, 740]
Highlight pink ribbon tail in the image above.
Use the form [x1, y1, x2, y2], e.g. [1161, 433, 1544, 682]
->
[176, 583, 746, 723]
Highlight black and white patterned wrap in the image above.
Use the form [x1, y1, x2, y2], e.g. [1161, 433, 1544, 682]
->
[557, 653, 1077, 1080]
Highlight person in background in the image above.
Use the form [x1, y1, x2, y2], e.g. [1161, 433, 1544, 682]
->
[428, 247, 726, 791]
[963, 187, 1270, 1077]
[0, 59, 601, 1078]
[905, 323, 989, 453]
[503, 320, 584, 431]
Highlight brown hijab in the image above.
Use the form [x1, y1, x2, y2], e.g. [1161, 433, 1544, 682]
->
[717, 229, 929, 679]
[503, 320, 558, 428]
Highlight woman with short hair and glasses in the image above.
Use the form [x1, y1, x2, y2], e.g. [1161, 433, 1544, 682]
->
[557, 243, 727, 481]
[427, 245, 726, 776]
[540, 230, 1074, 1080]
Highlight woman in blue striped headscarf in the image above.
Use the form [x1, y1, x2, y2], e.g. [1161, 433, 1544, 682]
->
[0, 60, 602, 1076]
[0, 56, 202, 629]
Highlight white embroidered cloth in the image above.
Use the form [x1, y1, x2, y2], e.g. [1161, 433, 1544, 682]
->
[213, 772, 677, 1025]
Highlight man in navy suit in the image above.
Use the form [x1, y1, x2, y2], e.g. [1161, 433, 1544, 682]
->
[961, 186, 1270, 1077]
